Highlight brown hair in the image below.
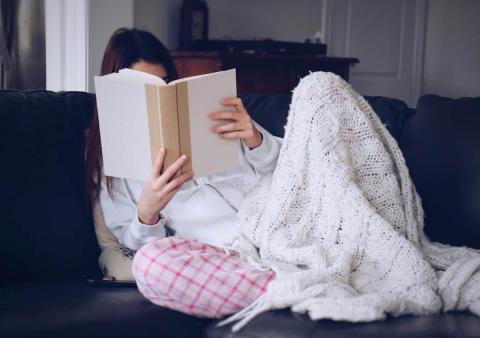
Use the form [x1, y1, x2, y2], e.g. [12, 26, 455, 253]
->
[85, 28, 178, 202]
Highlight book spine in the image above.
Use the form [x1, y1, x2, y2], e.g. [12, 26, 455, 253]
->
[158, 85, 181, 172]
[175, 82, 193, 173]
[145, 84, 162, 174]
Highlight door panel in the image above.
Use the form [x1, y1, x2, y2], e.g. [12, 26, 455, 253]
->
[326, 0, 427, 106]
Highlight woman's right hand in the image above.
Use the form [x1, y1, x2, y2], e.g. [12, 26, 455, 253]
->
[137, 148, 193, 225]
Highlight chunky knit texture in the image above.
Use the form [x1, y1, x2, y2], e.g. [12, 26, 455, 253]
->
[220, 72, 480, 331]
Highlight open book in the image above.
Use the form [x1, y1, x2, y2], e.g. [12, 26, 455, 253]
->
[94, 68, 239, 181]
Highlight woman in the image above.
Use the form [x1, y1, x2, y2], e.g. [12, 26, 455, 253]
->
[86, 28, 280, 317]
[88, 29, 480, 331]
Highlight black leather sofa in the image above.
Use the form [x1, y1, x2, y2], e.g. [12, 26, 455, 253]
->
[1, 89, 479, 338]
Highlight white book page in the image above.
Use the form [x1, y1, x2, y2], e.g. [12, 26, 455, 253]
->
[118, 68, 167, 85]
[94, 76, 153, 181]
[169, 70, 223, 86]
[185, 69, 239, 177]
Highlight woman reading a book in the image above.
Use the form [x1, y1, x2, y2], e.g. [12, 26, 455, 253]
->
[88, 29, 480, 331]
[86, 28, 281, 317]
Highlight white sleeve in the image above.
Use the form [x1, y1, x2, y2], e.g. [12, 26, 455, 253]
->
[98, 177, 167, 251]
[240, 121, 283, 177]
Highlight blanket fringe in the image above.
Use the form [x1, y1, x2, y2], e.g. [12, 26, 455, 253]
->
[216, 294, 272, 332]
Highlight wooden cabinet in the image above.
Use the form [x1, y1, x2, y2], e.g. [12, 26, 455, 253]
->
[171, 51, 359, 94]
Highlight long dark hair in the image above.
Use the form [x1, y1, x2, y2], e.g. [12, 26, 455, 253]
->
[85, 28, 178, 202]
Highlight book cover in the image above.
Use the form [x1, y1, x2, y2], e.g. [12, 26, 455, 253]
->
[94, 69, 239, 181]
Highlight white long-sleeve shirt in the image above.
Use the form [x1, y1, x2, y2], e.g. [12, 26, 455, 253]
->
[99, 123, 282, 250]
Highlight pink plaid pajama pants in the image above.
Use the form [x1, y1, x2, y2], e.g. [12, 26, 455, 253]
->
[132, 237, 275, 318]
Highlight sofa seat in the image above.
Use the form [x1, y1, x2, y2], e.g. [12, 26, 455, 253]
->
[2, 281, 479, 338]
[0, 281, 211, 338]
[207, 311, 480, 338]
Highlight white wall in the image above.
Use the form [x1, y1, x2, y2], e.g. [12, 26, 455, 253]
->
[47, 1, 480, 97]
[133, 0, 326, 49]
[326, 0, 427, 106]
[132, 0, 479, 101]
[134, 0, 180, 50]
[206, 0, 325, 42]
[45, 0, 89, 91]
[326, 0, 480, 104]
[422, 0, 480, 98]
[88, 0, 134, 92]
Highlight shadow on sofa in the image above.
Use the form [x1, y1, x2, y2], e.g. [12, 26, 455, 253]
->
[1, 90, 479, 338]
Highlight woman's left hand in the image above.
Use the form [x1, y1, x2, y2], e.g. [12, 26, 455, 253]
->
[209, 97, 263, 149]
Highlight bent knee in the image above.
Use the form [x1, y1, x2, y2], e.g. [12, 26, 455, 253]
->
[132, 237, 194, 281]
[132, 237, 174, 280]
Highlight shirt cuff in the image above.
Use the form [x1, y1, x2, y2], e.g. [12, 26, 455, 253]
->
[130, 208, 167, 239]
[241, 129, 271, 164]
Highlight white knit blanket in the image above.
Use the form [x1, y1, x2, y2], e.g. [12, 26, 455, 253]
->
[220, 72, 480, 331]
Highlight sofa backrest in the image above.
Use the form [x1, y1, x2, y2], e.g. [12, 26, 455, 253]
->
[400, 95, 480, 248]
[243, 93, 480, 249]
[1, 90, 478, 283]
[1, 90, 101, 283]
[242, 94, 414, 140]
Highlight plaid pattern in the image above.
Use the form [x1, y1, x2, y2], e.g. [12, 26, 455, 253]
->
[132, 237, 275, 318]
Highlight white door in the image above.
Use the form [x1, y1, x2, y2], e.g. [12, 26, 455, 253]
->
[326, 0, 427, 106]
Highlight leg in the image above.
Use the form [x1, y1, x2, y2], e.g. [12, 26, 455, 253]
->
[132, 237, 275, 318]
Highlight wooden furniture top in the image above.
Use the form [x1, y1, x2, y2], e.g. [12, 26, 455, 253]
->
[170, 51, 359, 64]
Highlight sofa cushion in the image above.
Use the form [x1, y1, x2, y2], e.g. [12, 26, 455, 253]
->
[364, 96, 414, 141]
[0, 90, 102, 282]
[401, 95, 480, 248]
[1, 283, 478, 338]
[93, 200, 135, 281]
[241, 93, 292, 137]
[0, 281, 211, 338]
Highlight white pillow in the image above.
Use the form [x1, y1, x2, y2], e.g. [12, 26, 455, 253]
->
[92, 201, 135, 281]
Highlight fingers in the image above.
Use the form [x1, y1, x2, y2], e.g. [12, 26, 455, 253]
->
[222, 97, 248, 115]
[210, 121, 245, 133]
[221, 97, 246, 111]
[209, 97, 249, 123]
[163, 187, 180, 203]
[221, 97, 242, 106]
[218, 131, 249, 139]
[208, 110, 242, 121]
[209, 97, 258, 143]
[151, 148, 166, 179]
[162, 170, 194, 193]
[157, 154, 189, 185]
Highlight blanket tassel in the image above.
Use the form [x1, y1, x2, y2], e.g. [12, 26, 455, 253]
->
[216, 294, 272, 332]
